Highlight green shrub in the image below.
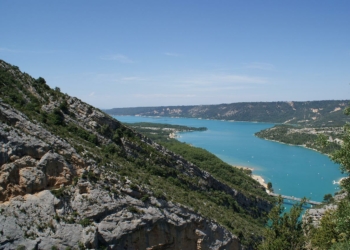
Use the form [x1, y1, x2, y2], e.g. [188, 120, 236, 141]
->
[79, 218, 91, 227]
[141, 195, 150, 202]
[54, 214, 61, 222]
[330, 241, 350, 250]
[51, 187, 66, 198]
[154, 190, 166, 200]
[127, 206, 143, 214]
[82, 171, 99, 182]
[48, 108, 65, 126]
[99, 124, 111, 136]
[129, 183, 138, 191]
[59, 101, 69, 114]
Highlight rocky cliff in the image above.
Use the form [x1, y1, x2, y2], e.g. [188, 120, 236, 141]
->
[0, 60, 273, 249]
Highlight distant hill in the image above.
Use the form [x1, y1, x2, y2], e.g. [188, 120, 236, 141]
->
[105, 101, 350, 126]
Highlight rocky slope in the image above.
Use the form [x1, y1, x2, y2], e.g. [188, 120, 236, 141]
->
[0, 60, 273, 249]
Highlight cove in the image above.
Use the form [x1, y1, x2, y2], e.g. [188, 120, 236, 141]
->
[113, 115, 344, 203]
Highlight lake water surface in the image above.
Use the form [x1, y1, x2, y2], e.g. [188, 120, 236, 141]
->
[113, 115, 344, 203]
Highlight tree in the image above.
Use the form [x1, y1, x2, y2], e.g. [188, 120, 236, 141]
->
[309, 210, 338, 249]
[258, 196, 306, 250]
[59, 101, 69, 114]
[267, 182, 273, 192]
[331, 106, 350, 189]
[323, 193, 334, 203]
[316, 133, 329, 149]
[331, 125, 350, 192]
[308, 106, 350, 248]
[48, 108, 64, 126]
[36, 77, 46, 85]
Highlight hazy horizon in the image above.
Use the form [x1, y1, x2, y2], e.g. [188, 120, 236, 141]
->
[1, 1, 350, 109]
[103, 99, 350, 110]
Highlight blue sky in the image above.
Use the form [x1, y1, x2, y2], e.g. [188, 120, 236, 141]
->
[1, 1, 350, 108]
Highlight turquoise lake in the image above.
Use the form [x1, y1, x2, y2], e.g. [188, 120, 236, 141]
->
[113, 115, 344, 203]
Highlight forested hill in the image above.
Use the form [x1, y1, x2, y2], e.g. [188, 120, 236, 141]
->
[105, 100, 350, 126]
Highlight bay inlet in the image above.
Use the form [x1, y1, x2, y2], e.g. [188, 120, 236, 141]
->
[113, 115, 344, 203]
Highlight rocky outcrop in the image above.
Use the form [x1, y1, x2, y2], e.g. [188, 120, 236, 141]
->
[303, 204, 337, 228]
[303, 192, 347, 228]
[67, 97, 121, 132]
[0, 101, 82, 162]
[0, 101, 85, 202]
[0, 180, 241, 250]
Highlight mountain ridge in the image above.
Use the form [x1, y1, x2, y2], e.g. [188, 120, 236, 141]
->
[105, 100, 350, 127]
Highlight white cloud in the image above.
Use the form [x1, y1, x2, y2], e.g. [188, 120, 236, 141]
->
[211, 74, 267, 84]
[164, 52, 182, 57]
[181, 74, 268, 86]
[133, 93, 196, 98]
[0, 47, 20, 53]
[243, 62, 275, 71]
[101, 54, 134, 63]
[80, 70, 269, 108]
[0, 47, 59, 54]
[121, 76, 146, 81]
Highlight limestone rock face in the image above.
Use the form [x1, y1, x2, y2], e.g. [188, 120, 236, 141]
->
[0, 185, 241, 250]
[0, 101, 85, 202]
[303, 192, 346, 228]
[96, 202, 241, 250]
[67, 96, 121, 132]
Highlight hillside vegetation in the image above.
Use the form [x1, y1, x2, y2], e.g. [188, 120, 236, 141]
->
[124, 121, 350, 249]
[125, 122, 266, 199]
[0, 59, 274, 249]
[255, 125, 343, 154]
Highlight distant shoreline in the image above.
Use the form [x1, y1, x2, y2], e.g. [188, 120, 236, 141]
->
[255, 136, 330, 156]
[233, 165, 269, 190]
